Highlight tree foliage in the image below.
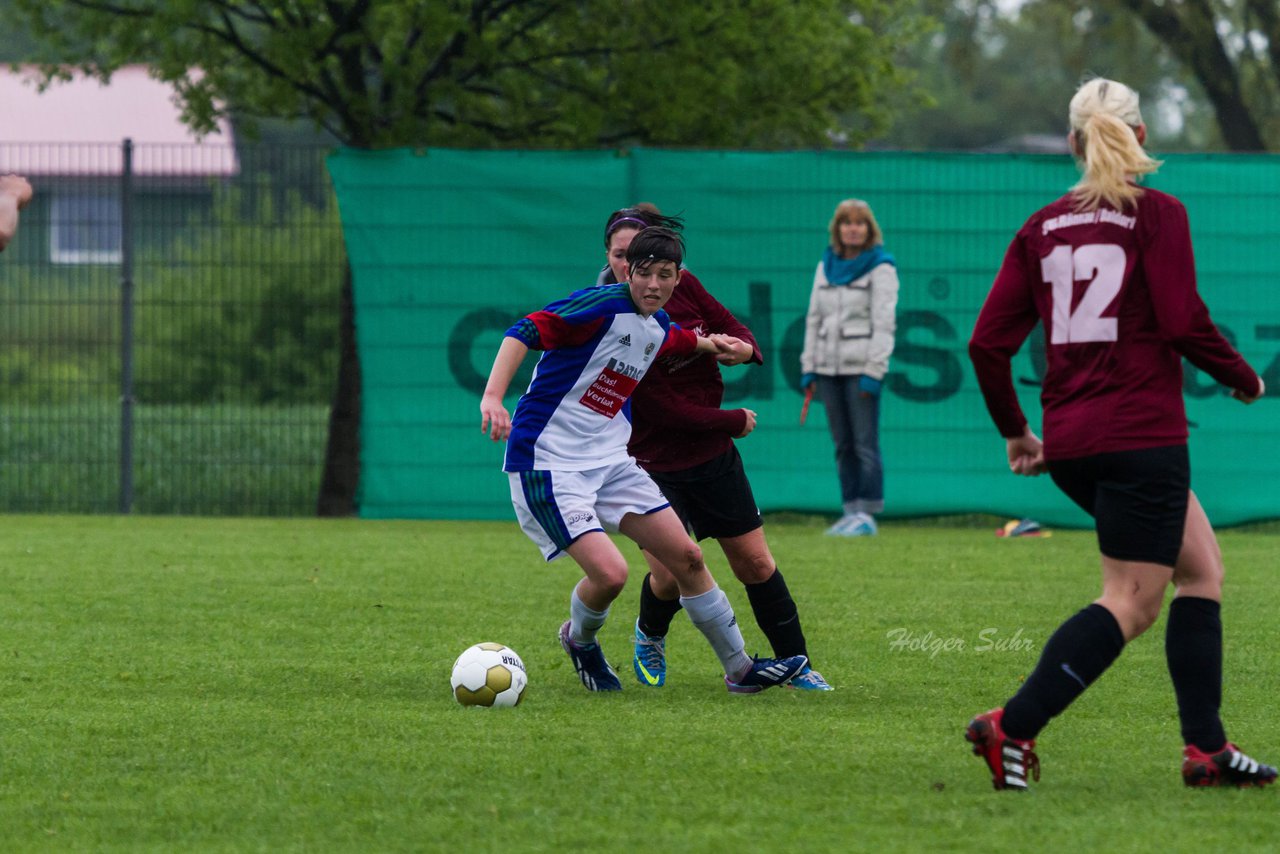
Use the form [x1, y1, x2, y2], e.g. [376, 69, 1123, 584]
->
[879, 0, 1218, 151]
[11, 0, 929, 516]
[1098, 0, 1280, 150]
[137, 189, 342, 406]
[13, 0, 925, 149]
[884, 0, 1280, 153]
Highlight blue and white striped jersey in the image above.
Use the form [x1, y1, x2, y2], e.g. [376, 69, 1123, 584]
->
[503, 283, 698, 472]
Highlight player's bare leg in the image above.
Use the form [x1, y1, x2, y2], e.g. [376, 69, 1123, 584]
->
[1168, 491, 1276, 786]
[721, 528, 830, 690]
[622, 510, 806, 692]
[621, 507, 710, 594]
[557, 531, 628, 691]
[565, 531, 629, 610]
[719, 527, 775, 584]
[967, 554, 1163, 789]
[1095, 557, 1172, 642]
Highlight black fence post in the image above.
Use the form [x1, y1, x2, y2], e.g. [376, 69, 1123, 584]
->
[119, 138, 135, 514]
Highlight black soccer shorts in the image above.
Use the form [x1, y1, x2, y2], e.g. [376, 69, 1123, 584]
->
[1048, 443, 1190, 567]
[646, 445, 764, 542]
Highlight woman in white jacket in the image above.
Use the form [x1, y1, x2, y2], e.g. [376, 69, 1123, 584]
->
[800, 198, 899, 536]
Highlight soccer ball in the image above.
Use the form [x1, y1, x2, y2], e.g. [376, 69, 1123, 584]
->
[450, 643, 527, 708]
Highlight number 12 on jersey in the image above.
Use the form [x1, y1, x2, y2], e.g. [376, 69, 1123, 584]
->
[1042, 243, 1125, 344]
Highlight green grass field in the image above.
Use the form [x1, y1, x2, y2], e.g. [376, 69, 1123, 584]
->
[2, 514, 1278, 852]
[0, 404, 328, 516]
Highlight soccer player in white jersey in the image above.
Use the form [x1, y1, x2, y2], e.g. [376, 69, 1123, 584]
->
[480, 227, 808, 693]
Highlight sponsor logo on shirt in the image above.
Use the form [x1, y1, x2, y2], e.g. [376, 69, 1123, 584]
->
[579, 357, 641, 418]
[619, 334, 631, 346]
[1042, 208, 1136, 235]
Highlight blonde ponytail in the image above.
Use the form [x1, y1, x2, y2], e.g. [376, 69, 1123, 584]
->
[1068, 78, 1161, 211]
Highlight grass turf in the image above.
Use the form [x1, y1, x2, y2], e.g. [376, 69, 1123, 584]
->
[2, 514, 1278, 851]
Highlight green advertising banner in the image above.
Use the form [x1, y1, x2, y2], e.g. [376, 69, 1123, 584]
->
[328, 148, 1279, 526]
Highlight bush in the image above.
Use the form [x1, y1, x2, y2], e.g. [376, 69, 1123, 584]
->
[134, 186, 344, 405]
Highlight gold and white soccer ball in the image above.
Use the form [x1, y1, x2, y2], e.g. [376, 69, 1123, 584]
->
[450, 643, 527, 708]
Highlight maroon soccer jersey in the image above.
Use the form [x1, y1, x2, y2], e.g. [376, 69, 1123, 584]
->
[970, 187, 1260, 460]
[628, 270, 761, 472]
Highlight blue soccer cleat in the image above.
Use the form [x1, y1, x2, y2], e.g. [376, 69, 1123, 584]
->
[787, 664, 834, 691]
[632, 620, 667, 687]
[558, 621, 622, 692]
[725, 654, 808, 694]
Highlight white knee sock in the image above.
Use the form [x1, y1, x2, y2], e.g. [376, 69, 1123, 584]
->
[570, 586, 608, 645]
[680, 585, 751, 678]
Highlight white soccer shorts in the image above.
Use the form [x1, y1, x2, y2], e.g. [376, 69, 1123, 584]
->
[508, 459, 670, 561]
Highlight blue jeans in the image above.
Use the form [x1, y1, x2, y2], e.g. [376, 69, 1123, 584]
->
[816, 375, 883, 515]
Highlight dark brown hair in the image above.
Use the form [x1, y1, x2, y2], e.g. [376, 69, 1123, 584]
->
[626, 226, 684, 274]
[603, 204, 684, 247]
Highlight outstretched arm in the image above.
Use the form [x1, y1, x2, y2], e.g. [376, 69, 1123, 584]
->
[1144, 200, 1262, 399]
[715, 337, 755, 365]
[679, 271, 763, 365]
[480, 337, 529, 441]
[1231, 377, 1264, 404]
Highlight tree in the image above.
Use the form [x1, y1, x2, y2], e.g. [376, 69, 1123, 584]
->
[976, 0, 1279, 152]
[13, 0, 925, 515]
[878, 0, 1217, 151]
[1093, 0, 1278, 150]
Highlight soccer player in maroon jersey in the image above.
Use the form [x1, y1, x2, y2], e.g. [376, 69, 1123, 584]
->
[597, 206, 831, 691]
[965, 78, 1275, 790]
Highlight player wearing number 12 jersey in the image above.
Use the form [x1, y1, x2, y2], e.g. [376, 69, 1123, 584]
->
[973, 183, 1257, 460]
[965, 77, 1274, 791]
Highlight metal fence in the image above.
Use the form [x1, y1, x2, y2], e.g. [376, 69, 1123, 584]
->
[0, 141, 344, 516]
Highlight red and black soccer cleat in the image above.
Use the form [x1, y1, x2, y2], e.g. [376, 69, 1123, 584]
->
[1182, 743, 1278, 788]
[966, 707, 1041, 791]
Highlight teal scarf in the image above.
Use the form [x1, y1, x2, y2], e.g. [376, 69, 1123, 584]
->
[822, 245, 894, 285]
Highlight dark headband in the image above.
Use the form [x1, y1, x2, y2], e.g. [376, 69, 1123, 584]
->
[607, 216, 649, 235]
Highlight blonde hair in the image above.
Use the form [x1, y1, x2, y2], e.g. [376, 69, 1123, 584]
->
[1068, 78, 1161, 211]
[828, 198, 883, 255]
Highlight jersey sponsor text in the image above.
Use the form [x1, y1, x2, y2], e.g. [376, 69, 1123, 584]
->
[1042, 208, 1136, 236]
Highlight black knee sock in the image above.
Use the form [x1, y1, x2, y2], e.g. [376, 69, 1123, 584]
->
[745, 568, 808, 662]
[1166, 596, 1227, 752]
[1001, 603, 1125, 741]
[637, 572, 683, 638]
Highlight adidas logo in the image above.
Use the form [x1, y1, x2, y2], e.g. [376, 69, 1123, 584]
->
[618, 334, 631, 346]
[1228, 751, 1261, 774]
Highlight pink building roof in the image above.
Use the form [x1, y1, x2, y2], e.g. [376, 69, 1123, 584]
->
[0, 65, 238, 176]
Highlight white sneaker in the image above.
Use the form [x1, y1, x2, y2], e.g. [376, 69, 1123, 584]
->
[824, 514, 860, 536]
[847, 512, 878, 536]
